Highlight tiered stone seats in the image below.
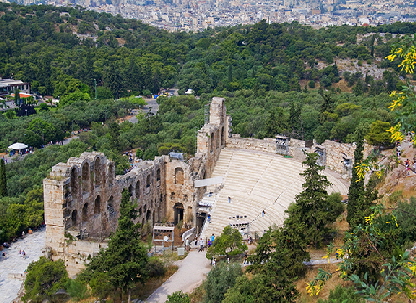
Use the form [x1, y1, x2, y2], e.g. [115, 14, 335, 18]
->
[201, 148, 349, 239]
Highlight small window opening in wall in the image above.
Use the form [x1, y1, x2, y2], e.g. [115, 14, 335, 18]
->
[71, 167, 78, 196]
[94, 196, 101, 214]
[71, 210, 77, 226]
[156, 168, 161, 181]
[175, 167, 184, 185]
[82, 203, 89, 221]
[107, 196, 115, 217]
[146, 174, 151, 188]
[82, 162, 90, 194]
[94, 158, 101, 186]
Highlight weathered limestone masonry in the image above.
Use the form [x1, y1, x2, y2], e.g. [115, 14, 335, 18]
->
[226, 136, 373, 178]
[43, 97, 230, 276]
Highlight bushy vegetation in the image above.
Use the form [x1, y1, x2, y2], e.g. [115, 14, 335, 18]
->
[0, 2, 411, 101]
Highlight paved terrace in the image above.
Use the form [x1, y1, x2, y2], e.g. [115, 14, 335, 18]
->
[0, 228, 45, 303]
[201, 148, 349, 239]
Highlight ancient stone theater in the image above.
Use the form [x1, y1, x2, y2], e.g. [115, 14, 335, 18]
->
[44, 97, 357, 276]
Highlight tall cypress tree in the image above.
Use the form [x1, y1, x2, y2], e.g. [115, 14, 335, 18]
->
[285, 153, 343, 248]
[347, 129, 375, 229]
[0, 158, 7, 197]
[82, 189, 149, 303]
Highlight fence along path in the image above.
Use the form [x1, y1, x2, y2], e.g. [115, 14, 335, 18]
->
[201, 148, 349, 239]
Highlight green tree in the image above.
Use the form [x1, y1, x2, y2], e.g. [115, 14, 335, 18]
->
[4, 109, 16, 119]
[308, 206, 413, 302]
[59, 91, 91, 107]
[223, 273, 294, 303]
[317, 285, 365, 303]
[23, 257, 68, 303]
[82, 189, 149, 303]
[285, 153, 343, 247]
[234, 226, 310, 303]
[26, 117, 57, 147]
[206, 225, 247, 260]
[394, 197, 416, 246]
[204, 262, 243, 303]
[347, 129, 375, 229]
[365, 120, 392, 147]
[0, 159, 6, 197]
[166, 291, 190, 303]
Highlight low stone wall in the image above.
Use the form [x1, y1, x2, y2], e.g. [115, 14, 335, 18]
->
[226, 135, 277, 153]
[62, 240, 108, 278]
[320, 140, 354, 176]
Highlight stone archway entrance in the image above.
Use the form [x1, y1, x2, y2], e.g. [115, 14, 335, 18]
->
[174, 203, 184, 225]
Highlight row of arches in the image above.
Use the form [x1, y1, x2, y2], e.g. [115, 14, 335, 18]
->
[70, 159, 114, 197]
[70, 194, 157, 230]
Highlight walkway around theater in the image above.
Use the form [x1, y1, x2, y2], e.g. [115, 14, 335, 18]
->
[145, 249, 211, 303]
[0, 228, 46, 303]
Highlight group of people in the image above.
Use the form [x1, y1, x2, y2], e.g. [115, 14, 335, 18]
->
[187, 234, 216, 252]
[404, 158, 416, 176]
[396, 141, 416, 176]
[19, 249, 27, 258]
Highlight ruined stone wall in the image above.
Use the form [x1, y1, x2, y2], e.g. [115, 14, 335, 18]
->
[44, 152, 167, 274]
[44, 97, 229, 275]
[197, 97, 229, 178]
[164, 158, 202, 226]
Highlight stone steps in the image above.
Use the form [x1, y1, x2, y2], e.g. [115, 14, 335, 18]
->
[201, 148, 349, 239]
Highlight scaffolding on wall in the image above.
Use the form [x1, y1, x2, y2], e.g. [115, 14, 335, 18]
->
[276, 135, 290, 155]
[152, 225, 175, 253]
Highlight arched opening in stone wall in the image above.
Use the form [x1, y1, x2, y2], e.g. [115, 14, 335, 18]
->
[94, 158, 101, 187]
[94, 196, 101, 214]
[146, 174, 151, 188]
[187, 206, 193, 225]
[71, 167, 78, 197]
[146, 210, 151, 222]
[216, 129, 220, 149]
[71, 210, 77, 226]
[136, 180, 141, 199]
[156, 168, 161, 181]
[128, 184, 133, 196]
[175, 168, 184, 185]
[174, 203, 184, 225]
[210, 132, 215, 153]
[108, 163, 114, 185]
[107, 196, 115, 218]
[221, 126, 225, 146]
[82, 162, 90, 194]
[82, 203, 89, 221]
